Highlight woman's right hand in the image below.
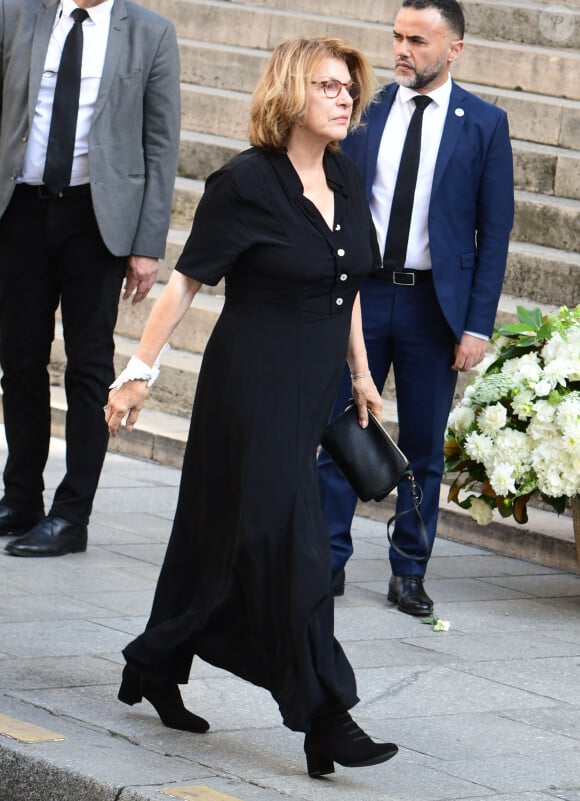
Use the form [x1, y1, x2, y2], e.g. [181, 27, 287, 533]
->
[104, 380, 149, 436]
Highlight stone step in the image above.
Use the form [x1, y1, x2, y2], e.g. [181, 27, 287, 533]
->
[179, 38, 269, 94]
[179, 75, 580, 152]
[227, 0, 580, 50]
[504, 241, 580, 307]
[150, 0, 580, 99]
[158, 227, 189, 283]
[178, 129, 245, 180]
[172, 175, 204, 229]
[512, 190, 580, 253]
[513, 140, 580, 200]
[175, 128, 580, 203]
[113, 281, 224, 356]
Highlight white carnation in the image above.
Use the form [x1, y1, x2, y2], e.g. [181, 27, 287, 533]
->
[465, 431, 494, 465]
[542, 358, 572, 388]
[489, 463, 517, 496]
[493, 429, 531, 479]
[556, 394, 580, 429]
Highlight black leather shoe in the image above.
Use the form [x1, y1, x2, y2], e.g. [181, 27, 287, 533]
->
[331, 568, 345, 597]
[4, 516, 88, 557]
[0, 504, 43, 537]
[387, 575, 433, 616]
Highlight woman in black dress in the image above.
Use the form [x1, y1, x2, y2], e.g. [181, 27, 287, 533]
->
[106, 37, 398, 778]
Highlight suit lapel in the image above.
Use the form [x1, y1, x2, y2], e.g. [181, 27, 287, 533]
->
[92, 0, 128, 122]
[28, 0, 59, 124]
[432, 81, 467, 194]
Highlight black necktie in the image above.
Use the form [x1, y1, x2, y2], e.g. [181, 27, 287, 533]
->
[43, 7, 89, 196]
[383, 95, 433, 271]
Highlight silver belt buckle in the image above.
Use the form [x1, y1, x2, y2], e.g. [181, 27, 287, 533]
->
[392, 271, 415, 286]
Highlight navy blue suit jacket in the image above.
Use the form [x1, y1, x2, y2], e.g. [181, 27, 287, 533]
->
[342, 81, 514, 341]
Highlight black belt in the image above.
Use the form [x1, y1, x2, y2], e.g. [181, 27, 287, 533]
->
[371, 268, 433, 286]
[15, 182, 91, 199]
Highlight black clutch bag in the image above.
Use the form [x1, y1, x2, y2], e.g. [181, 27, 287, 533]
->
[321, 403, 431, 562]
[321, 403, 410, 502]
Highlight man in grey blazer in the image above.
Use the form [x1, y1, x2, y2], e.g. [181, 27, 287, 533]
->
[0, 0, 180, 556]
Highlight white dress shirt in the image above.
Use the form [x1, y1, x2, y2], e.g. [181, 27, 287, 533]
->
[20, 0, 113, 186]
[370, 75, 452, 270]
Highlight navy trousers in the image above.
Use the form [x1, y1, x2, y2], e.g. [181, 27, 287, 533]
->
[318, 275, 458, 577]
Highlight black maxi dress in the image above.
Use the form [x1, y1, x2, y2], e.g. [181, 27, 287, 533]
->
[124, 147, 381, 732]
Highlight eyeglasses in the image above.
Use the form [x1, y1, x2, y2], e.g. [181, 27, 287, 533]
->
[311, 79, 360, 101]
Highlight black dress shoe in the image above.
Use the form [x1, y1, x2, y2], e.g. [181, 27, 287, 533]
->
[0, 504, 43, 537]
[387, 575, 433, 616]
[4, 516, 88, 557]
[331, 568, 345, 597]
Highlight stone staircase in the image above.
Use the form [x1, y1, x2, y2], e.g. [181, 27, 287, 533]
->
[49, 0, 580, 570]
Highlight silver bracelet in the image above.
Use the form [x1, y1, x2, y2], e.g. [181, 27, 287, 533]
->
[350, 370, 371, 380]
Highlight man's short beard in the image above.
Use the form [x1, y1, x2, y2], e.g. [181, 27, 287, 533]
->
[395, 56, 448, 90]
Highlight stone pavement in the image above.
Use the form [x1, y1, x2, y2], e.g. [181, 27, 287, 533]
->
[1, 431, 580, 801]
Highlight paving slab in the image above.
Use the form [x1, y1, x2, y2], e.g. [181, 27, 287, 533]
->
[1, 431, 580, 801]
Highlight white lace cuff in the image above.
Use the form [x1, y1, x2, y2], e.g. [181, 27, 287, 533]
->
[109, 347, 168, 390]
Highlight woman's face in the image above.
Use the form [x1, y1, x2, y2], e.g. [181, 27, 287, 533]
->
[299, 57, 356, 145]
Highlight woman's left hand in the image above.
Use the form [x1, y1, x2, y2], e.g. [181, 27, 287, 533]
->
[104, 380, 148, 436]
[351, 374, 383, 428]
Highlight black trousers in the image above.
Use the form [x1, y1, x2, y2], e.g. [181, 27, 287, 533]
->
[0, 185, 126, 524]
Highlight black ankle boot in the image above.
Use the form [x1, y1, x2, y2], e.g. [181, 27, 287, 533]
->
[118, 664, 210, 733]
[304, 711, 398, 777]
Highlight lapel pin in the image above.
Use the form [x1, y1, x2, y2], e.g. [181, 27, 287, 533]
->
[455, 108, 465, 117]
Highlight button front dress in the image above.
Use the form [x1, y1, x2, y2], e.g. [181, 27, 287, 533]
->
[123, 147, 381, 732]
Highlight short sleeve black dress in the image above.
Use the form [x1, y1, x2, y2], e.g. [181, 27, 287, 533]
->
[123, 147, 381, 732]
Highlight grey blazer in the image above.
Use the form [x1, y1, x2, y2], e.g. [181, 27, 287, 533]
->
[0, 0, 180, 258]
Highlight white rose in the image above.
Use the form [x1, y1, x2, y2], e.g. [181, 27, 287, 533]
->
[478, 403, 507, 435]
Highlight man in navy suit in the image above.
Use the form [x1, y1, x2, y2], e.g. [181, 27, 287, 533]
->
[318, 0, 514, 614]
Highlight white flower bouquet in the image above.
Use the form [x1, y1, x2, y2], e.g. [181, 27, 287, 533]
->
[444, 305, 580, 524]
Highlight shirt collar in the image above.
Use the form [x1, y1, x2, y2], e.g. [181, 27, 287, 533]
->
[398, 73, 453, 109]
[267, 149, 348, 200]
[61, 0, 114, 24]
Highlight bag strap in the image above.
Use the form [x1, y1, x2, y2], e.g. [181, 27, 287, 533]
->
[386, 472, 431, 563]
